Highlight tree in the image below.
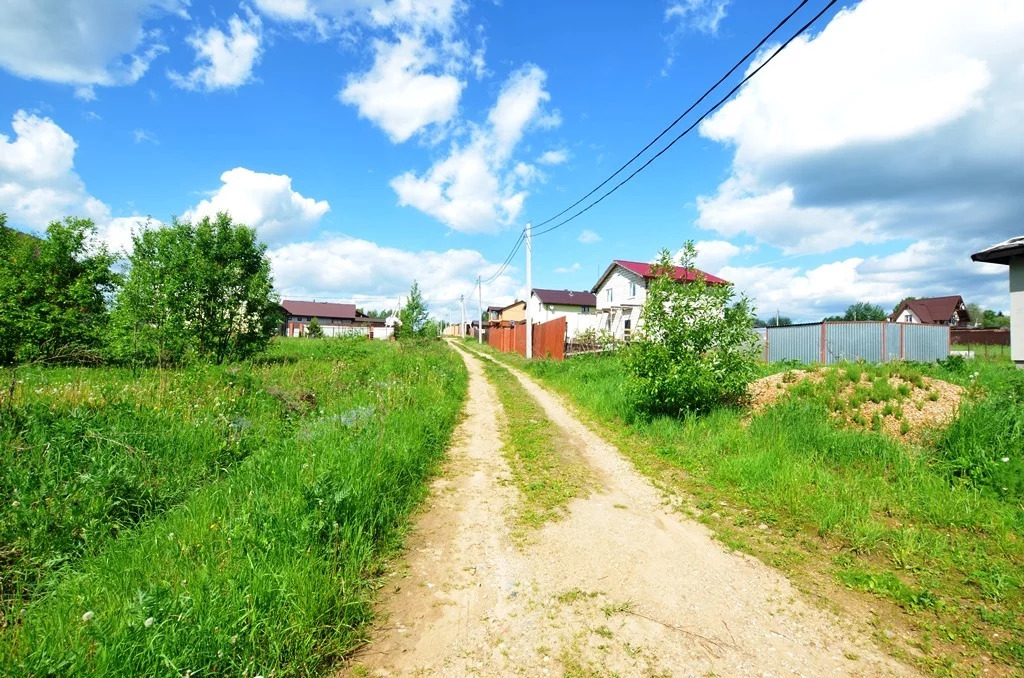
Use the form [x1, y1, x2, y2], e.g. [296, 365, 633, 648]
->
[762, 316, 793, 327]
[966, 302, 983, 326]
[306, 316, 324, 338]
[825, 302, 887, 322]
[623, 242, 760, 417]
[982, 309, 1011, 329]
[356, 308, 389, 318]
[0, 214, 118, 364]
[110, 213, 281, 365]
[398, 281, 429, 338]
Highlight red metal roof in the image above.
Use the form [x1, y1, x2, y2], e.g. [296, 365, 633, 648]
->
[888, 295, 966, 324]
[532, 288, 597, 306]
[590, 259, 728, 292]
[281, 299, 356, 319]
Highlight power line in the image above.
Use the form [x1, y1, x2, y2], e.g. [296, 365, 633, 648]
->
[531, 0, 837, 239]
[532, 0, 812, 232]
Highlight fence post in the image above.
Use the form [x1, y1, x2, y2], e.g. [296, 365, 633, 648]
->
[881, 321, 887, 363]
[820, 322, 827, 363]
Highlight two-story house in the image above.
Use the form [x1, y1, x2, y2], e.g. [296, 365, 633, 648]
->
[888, 295, 971, 326]
[590, 259, 728, 341]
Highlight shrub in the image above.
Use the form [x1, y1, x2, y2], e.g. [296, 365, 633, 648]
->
[622, 242, 760, 417]
[0, 215, 118, 364]
[109, 214, 281, 365]
[307, 316, 324, 338]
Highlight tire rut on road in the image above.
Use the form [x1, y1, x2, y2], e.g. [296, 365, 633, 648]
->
[344, 342, 916, 677]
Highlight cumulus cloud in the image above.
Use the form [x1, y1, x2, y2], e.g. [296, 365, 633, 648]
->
[537, 149, 568, 165]
[340, 34, 464, 142]
[690, 239, 753, 273]
[0, 110, 110, 229]
[183, 168, 330, 244]
[0, 1, 184, 91]
[170, 13, 263, 91]
[577, 229, 601, 244]
[268, 234, 518, 312]
[253, 0, 463, 35]
[691, 0, 1024, 316]
[554, 262, 580, 274]
[390, 64, 559, 233]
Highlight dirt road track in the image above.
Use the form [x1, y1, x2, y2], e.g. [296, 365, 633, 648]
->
[345, 343, 915, 677]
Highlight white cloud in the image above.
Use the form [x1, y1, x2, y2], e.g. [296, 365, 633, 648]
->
[690, 239, 750, 273]
[696, 0, 1024, 255]
[722, 236, 1009, 321]
[268, 234, 517, 313]
[390, 64, 558, 233]
[340, 34, 464, 142]
[554, 262, 580, 274]
[665, 0, 730, 35]
[183, 167, 330, 245]
[253, 0, 463, 35]
[0, 110, 110, 229]
[0, 1, 184, 90]
[537, 149, 568, 165]
[170, 13, 263, 91]
[577, 229, 601, 244]
[133, 128, 159, 145]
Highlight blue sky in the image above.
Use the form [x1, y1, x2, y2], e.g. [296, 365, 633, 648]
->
[1, 0, 1021, 320]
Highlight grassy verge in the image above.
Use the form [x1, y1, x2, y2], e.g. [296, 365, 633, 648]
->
[475, 352, 591, 532]
[470, 342, 1024, 674]
[1, 337, 467, 675]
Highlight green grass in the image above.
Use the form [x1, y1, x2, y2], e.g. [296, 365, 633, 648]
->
[477, 355, 590, 531]
[471, 343, 1024, 673]
[0, 337, 467, 675]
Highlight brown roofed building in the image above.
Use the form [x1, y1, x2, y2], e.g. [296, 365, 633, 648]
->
[280, 299, 387, 338]
[888, 295, 970, 326]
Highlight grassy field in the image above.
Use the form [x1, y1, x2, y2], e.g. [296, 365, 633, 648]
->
[0, 337, 466, 675]
[468, 340, 1024, 674]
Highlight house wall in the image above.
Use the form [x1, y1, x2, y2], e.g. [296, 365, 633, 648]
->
[529, 295, 602, 339]
[593, 266, 648, 341]
[1010, 255, 1024, 365]
[894, 307, 922, 324]
[499, 302, 526, 322]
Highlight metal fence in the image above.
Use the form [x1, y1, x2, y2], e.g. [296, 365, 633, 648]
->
[766, 322, 949, 364]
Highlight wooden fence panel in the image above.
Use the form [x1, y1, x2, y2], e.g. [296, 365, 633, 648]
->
[483, 317, 566, 360]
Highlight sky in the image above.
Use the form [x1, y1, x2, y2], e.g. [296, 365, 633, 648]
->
[1, 0, 1021, 321]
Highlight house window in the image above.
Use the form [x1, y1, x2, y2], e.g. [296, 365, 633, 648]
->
[606, 288, 613, 302]
[904, 314, 913, 323]
[629, 281, 637, 297]
[581, 306, 590, 314]
[624, 318, 632, 342]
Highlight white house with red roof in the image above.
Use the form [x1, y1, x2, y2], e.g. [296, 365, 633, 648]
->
[590, 259, 729, 341]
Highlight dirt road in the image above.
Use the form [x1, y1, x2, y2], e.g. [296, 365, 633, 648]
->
[346, 343, 915, 677]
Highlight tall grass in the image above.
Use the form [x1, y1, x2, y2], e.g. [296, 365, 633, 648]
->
[0, 338, 466, 675]
[471, 345, 1024, 670]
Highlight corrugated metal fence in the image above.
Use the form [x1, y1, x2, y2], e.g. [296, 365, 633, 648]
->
[766, 322, 949, 364]
[487, 316, 567, 360]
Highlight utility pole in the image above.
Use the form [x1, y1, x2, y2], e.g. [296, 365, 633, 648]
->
[477, 276, 483, 344]
[525, 220, 533, 359]
[460, 294, 465, 338]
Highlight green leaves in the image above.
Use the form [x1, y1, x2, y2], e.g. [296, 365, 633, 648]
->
[0, 214, 118, 364]
[623, 241, 760, 417]
[108, 213, 282, 365]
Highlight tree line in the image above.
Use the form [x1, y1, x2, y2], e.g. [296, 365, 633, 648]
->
[1, 212, 281, 366]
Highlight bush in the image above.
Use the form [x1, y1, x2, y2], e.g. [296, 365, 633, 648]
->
[622, 242, 760, 417]
[307, 316, 324, 338]
[0, 215, 118, 364]
[109, 214, 281, 365]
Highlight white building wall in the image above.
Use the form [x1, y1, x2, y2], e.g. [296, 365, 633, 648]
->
[895, 307, 922, 323]
[593, 266, 648, 340]
[528, 294, 603, 339]
[1010, 255, 1024, 365]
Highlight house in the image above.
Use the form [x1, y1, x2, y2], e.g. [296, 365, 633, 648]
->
[971, 236, 1024, 368]
[888, 296, 970, 326]
[486, 305, 504, 322]
[529, 288, 600, 338]
[495, 299, 526, 323]
[591, 259, 728, 341]
[280, 300, 387, 338]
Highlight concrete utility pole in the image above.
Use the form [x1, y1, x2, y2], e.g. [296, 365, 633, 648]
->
[525, 220, 533, 359]
[477, 276, 483, 344]
[460, 294, 465, 337]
